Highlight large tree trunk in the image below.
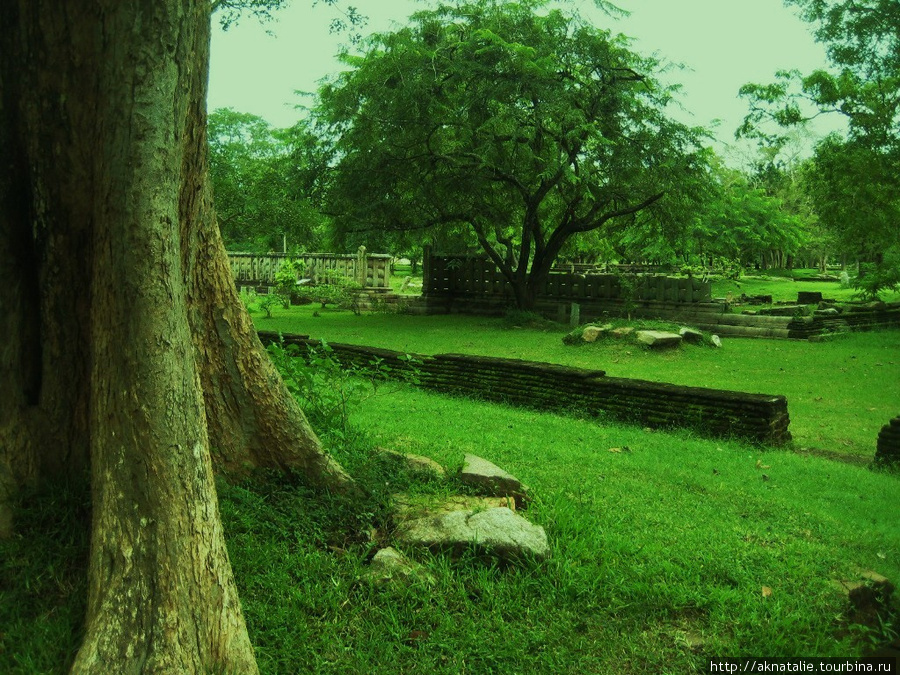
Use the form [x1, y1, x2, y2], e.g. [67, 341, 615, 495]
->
[178, 8, 352, 488]
[0, 0, 95, 537]
[0, 0, 353, 671]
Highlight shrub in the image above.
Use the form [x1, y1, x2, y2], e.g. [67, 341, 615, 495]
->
[259, 293, 279, 318]
[267, 338, 420, 440]
[274, 260, 308, 309]
[239, 287, 258, 313]
[310, 272, 361, 315]
[854, 247, 900, 301]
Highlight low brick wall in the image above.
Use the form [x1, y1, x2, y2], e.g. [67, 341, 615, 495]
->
[258, 331, 791, 445]
[875, 417, 900, 467]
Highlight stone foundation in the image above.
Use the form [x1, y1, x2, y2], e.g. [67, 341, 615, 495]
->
[259, 331, 791, 445]
[874, 417, 900, 467]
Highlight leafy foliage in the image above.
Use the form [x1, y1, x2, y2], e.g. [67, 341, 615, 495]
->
[208, 108, 329, 252]
[274, 260, 305, 308]
[738, 0, 899, 278]
[855, 247, 900, 301]
[697, 160, 809, 268]
[315, 0, 709, 307]
[258, 293, 281, 319]
[214, 0, 367, 38]
[267, 338, 420, 440]
[309, 271, 361, 313]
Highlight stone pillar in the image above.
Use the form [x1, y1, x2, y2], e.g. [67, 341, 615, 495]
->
[422, 245, 432, 297]
[357, 245, 368, 288]
[570, 302, 581, 327]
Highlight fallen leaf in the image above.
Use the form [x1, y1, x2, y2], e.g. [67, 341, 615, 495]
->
[762, 586, 773, 598]
[405, 630, 430, 644]
[877, 552, 886, 560]
[608, 447, 622, 453]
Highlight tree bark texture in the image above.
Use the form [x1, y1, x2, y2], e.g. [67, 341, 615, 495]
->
[176, 1, 353, 489]
[0, 0, 352, 671]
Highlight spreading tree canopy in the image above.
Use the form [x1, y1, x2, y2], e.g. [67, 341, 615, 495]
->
[316, 0, 709, 308]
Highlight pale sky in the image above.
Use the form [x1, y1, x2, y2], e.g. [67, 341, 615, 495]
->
[208, 0, 844, 161]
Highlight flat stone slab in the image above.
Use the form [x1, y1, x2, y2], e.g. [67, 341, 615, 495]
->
[636, 330, 682, 349]
[611, 326, 634, 338]
[460, 454, 528, 506]
[760, 305, 808, 317]
[394, 507, 549, 561]
[393, 494, 518, 520]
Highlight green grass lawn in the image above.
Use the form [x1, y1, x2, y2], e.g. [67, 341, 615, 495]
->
[4, 392, 897, 672]
[258, 305, 900, 461]
[711, 275, 900, 305]
[4, 296, 898, 673]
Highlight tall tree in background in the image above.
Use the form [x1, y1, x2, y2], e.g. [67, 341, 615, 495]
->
[0, 0, 355, 671]
[739, 0, 899, 293]
[208, 108, 329, 252]
[317, 0, 708, 309]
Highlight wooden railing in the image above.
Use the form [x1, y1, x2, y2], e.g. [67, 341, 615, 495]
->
[424, 254, 711, 303]
[228, 247, 392, 289]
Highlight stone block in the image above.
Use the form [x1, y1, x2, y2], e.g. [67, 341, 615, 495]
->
[678, 327, 704, 344]
[378, 448, 446, 478]
[393, 494, 518, 520]
[394, 507, 549, 561]
[874, 416, 900, 467]
[832, 569, 895, 629]
[366, 547, 435, 586]
[460, 454, 529, 507]
[761, 305, 809, 317]
[636, 330, 682, 349]
[582, 324, 612, 343]
[798, 291, 823, 304]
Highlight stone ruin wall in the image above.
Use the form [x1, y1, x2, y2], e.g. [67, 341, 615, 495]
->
[258, 331, 792, 446]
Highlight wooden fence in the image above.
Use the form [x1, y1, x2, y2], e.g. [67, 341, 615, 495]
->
[424, 254, 712, 303]
[228, 247, 391, 289]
